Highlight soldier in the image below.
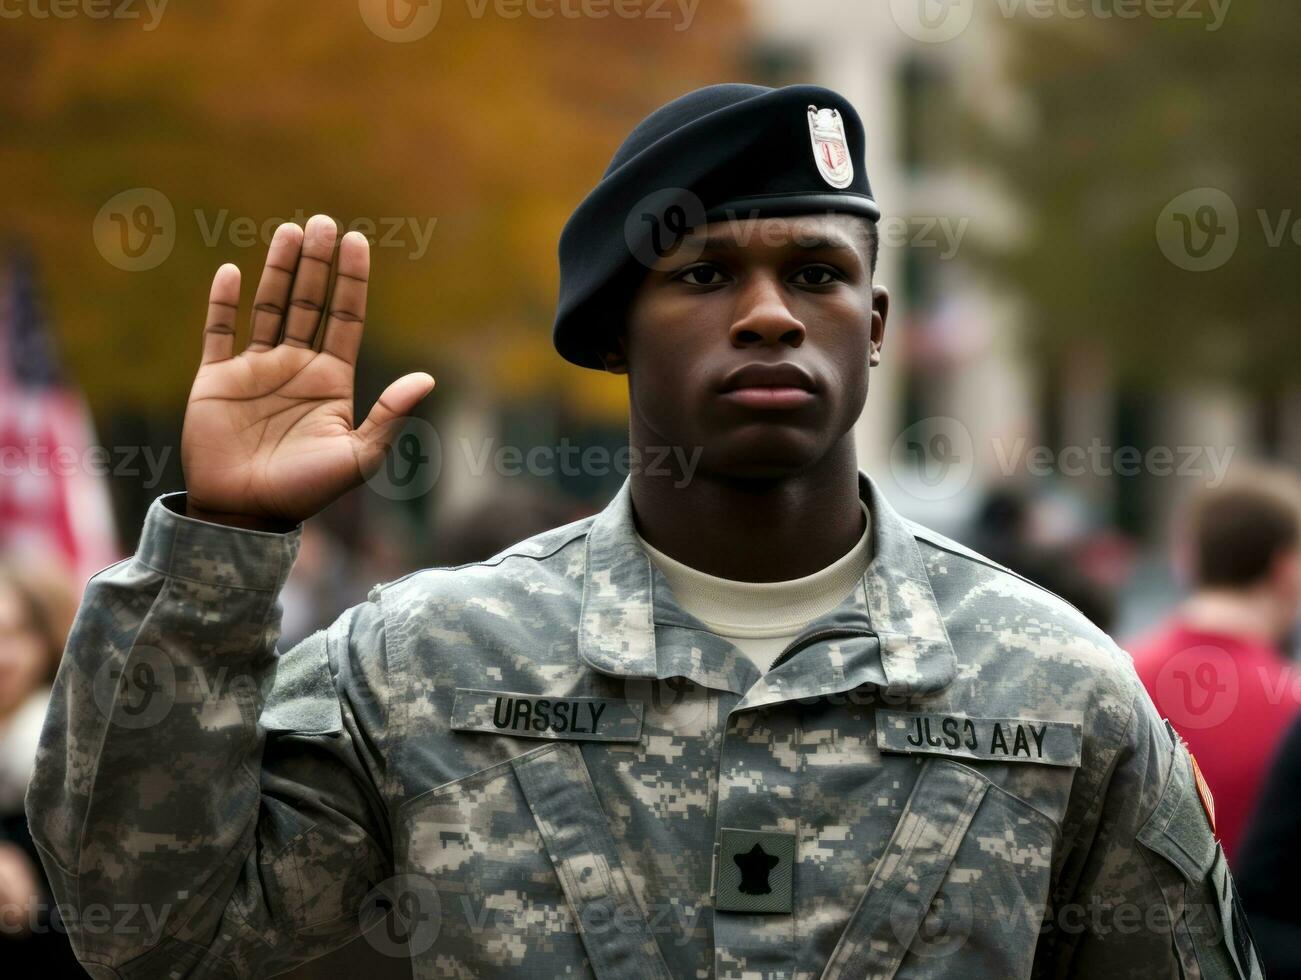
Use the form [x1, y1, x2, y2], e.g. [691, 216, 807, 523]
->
[28, 84, 1260, 978]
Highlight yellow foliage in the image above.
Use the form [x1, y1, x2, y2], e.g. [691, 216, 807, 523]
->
[0, 0, 750, 419]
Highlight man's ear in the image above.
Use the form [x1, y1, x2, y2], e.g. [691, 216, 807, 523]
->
[869, 285, 889, 367]
[598, 334, 630, 375]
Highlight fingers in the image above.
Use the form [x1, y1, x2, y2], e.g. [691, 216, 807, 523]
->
[355, 372, 436, 468]
[280, 214, 338, 349]
[200, 263, 241, 365]
[246, 222, 304, 351]
[320, 231, 371, 365]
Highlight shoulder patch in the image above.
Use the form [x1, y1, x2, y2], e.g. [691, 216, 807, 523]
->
[1185, 742, 1216, 833]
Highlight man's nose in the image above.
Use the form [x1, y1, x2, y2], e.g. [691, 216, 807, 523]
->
[728, 275, 806, 349]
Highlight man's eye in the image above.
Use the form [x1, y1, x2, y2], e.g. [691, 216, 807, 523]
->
[674, 265, 728, 286]
[792, 266, 841, 286]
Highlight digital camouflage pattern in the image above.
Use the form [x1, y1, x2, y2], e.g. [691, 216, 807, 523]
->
[27, 474, 1262, 978]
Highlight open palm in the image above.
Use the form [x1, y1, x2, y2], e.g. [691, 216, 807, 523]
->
[181, 215, 434, 527]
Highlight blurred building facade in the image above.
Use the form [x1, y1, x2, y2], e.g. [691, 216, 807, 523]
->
[744, 2, 1281, 638]
[747, 0, 1035, 534]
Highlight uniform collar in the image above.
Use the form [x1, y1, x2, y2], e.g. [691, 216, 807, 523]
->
[577, 472, 956, 700]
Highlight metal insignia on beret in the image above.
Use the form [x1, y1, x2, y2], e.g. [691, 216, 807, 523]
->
[808, 105, 854, 190]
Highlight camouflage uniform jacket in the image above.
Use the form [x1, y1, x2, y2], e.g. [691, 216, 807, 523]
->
[28, 473, 1262, 979]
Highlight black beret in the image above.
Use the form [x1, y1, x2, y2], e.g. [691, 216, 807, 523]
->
[553, 83, 880, 369]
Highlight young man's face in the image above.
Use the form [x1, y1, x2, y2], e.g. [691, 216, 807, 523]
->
[608, 213, 888, 480]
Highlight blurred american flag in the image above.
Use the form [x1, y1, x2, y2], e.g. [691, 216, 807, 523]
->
[0, 245, 119, 588]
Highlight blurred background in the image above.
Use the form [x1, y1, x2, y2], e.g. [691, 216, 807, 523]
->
[4, 0, 1301, 975]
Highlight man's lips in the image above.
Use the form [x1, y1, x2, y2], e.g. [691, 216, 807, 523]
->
[719, 386, 817, 410]
[717, 362, 818, 410]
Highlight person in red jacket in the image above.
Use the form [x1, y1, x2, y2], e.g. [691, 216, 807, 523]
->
[1129, 465, 1301, 863]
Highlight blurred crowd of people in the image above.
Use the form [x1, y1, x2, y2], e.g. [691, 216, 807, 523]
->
[0, 553, 83, 973]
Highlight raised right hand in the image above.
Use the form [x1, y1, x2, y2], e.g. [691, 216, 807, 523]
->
[181, 214, 435, 529]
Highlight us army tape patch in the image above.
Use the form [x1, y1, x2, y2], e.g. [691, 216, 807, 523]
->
[876, 710, 1082, 767]
[450, 688, 644, 742]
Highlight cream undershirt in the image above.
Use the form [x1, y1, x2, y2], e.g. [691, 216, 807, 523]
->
[636, 502, 872, 675]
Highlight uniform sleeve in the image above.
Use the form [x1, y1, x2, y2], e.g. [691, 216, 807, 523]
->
[24, 493, 395, 979]
[1044, 678, 1263, 980]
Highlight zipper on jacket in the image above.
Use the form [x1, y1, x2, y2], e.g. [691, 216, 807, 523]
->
[767, 626, 878, 673]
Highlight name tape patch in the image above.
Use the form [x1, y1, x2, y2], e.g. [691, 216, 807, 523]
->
[450, 688, 644, 742]
[876, 710, 1082, 767]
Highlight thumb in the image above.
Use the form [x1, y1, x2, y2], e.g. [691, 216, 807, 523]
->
[355, 372, 435, 471]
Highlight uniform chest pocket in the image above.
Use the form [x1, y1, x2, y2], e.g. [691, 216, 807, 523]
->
[396, 741, 672, 980]
[823, 758, 1059, 980]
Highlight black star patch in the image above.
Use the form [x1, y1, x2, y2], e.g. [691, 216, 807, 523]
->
[735, 843, 780, 895]
[715, 829, 795, 914]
